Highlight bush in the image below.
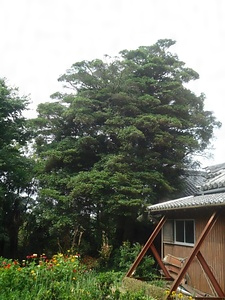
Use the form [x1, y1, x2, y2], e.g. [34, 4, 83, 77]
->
[112, 241, 157, 280]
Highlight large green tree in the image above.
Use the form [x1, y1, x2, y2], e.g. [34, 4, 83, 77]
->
[31, 39, 220, 253]
[0, 79, 34, 258]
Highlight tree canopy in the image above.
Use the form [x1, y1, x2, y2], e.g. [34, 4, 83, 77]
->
[0, 79, 34, 258]
[30, 39, 221, 253]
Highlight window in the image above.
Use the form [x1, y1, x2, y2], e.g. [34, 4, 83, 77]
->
[174, 220, 195, 245]
[163, 219, 195, 246]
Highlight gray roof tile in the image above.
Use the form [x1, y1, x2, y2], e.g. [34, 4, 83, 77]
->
[179, 170, 206, 197]
[202, 169, 225, 190]
[148, 192, 225, 212]
[176, 163, 225, 198]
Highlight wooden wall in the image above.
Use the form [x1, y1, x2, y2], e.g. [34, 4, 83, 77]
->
[162, 209, 225, 295]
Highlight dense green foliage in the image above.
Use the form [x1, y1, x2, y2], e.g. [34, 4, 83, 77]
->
[27, 39, 220, 255]
[112, 241, 155, 280]
[0, 79, 34, 258]
[0, 251, 158, 300]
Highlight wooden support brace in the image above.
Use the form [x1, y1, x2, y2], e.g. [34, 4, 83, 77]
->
[197, 251, 225, 298]
[125, 216, 171, 279]
[150, 243, 171, 279]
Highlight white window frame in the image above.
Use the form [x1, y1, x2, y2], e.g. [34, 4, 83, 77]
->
[174, 219, 195, 246]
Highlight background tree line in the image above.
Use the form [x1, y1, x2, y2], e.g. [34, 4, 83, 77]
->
[0, 39, 221, 259]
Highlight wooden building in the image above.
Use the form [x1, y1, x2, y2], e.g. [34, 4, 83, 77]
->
[126, 163, 225, 299]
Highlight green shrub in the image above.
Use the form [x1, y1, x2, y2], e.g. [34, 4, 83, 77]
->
[113, 241, 157, 280]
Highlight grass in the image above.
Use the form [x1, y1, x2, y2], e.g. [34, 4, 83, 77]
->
[122, 277, 195, 300]
[122, 277, 166, 299]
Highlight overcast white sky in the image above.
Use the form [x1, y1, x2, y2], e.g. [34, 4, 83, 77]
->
[1, 0, 225, 167]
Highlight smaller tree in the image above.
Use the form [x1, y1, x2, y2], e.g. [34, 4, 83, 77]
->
[0, 78, 34, 258]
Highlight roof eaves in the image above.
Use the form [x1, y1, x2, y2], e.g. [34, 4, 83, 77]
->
[148, 192, 225, 212]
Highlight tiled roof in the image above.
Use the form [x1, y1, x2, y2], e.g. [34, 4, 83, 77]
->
[179, 170, 206, 197]
[205, 162, 225, 173]
[179, 163, 225, 197]
[149, 192, 225, 212]
[202, 164, 225, 190]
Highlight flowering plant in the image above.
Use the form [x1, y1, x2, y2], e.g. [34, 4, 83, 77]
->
[0, 252, 82, 299]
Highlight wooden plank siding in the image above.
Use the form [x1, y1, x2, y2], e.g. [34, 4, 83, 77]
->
[162, 210, 225, 295]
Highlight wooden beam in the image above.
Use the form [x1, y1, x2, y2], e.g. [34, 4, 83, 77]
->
[126, 216, 169, 278]
[150, 243, 171, 279]
[197, 251, 225, 298]
[168, 211, 219, 299]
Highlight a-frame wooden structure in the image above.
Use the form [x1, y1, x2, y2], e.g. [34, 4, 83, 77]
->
[125, 212, 225, 300]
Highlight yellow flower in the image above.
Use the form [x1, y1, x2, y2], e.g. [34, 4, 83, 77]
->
[171, 291, 176, 298]
[165, 290, 170, 295]
[178, 292, 183, 298]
